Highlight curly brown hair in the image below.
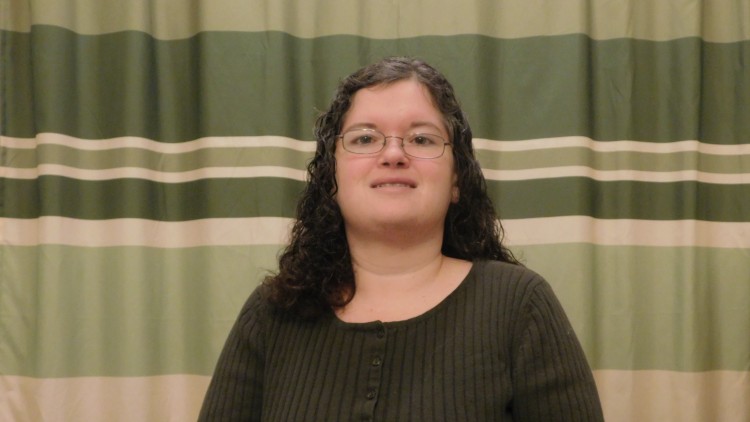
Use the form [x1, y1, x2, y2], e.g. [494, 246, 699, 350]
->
[263, 56, 519, 319]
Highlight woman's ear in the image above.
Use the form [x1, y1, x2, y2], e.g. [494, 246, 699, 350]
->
[450, 172, 460, 203]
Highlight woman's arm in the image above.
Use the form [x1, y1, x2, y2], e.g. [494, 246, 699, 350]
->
[199, 289, 267, 421]
[510, 278, 604, 421]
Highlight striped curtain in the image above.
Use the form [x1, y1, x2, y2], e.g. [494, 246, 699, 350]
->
[2, 1, 749, 420]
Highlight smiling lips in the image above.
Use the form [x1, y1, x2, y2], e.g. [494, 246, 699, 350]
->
[374, 183, 414, 188]
[371, 178, 417, 189]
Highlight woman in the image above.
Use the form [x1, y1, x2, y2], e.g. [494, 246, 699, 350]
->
[199, 57, 604, 421]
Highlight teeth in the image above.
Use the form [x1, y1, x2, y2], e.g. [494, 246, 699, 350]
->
[376, 183, 411, 188]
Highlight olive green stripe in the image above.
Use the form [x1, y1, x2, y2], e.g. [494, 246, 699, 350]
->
[6, 144, 313, 171]
[4, 0, 748, 42]
[5, 143, 750, 175]
[513, 244, 750, 372]
[1, 244, 747, 376]
[477, 148, 750, 174]
[4, 28, 749, 145]
[4, 176, 750, 222]
[0, 245, 280, 377]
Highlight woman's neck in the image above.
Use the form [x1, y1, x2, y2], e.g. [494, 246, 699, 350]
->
[337, 229, 471, 323]
[345, 223, 445, 281]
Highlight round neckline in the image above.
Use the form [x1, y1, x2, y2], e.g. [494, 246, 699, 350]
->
[328, 260, 483, 330]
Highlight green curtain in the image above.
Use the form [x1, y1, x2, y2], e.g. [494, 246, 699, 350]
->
[2, 1, 749, 420]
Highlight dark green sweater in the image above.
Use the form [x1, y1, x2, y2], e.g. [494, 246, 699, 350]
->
[199, 260, 604, 421]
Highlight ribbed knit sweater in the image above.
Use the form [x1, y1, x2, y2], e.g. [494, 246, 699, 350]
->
[199, 260, 604, 421]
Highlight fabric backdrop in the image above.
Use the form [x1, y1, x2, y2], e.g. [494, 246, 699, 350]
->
[2, 1, 749, 421]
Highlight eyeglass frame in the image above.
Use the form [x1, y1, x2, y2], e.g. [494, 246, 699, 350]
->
[335, 128, 452, 159]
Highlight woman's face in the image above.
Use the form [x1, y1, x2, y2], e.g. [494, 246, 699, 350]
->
[334, 78, 458, 239]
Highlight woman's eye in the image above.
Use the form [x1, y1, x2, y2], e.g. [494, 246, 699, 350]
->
[355, 136, 374, 144]
[411, 135, 436, 146]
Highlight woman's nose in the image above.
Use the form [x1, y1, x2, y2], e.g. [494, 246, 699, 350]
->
[378, 137, 409, 166]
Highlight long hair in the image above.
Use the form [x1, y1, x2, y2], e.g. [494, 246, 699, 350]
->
[263, 56, 519, 319]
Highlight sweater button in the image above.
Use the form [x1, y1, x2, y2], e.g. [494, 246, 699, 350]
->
[371, 357, 382, 367]
[366, 389, 377, 400]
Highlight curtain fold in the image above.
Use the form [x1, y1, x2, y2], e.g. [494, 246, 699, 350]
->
[2, 1, 749, 420]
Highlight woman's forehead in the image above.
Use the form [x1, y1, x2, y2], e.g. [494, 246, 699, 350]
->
[343, 80, 447, 133]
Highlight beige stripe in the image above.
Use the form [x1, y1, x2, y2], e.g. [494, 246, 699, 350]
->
[7, 134, 749, 156]
[503, 217, 750, 249]
[4, 0, 747, 42]
[2, 217, 293, 247]
[5, 217, 749, 249]
[0, 375, 209, 422]
[1, 134, 317, 153]
[3, 164, 308, 182]
[472, 137, 750, 155]
[594, 370, 750, 422]
[1, 371, 747, 421]
[4, 163, 745, 184]
[482, 167, 750, 184]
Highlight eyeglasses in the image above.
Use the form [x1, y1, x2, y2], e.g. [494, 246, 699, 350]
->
[337, 128, 451, 159]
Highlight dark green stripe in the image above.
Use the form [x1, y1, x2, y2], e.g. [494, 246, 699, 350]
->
[3, 26, 748, 144]
[1, 30, 34, 138]
[5, 176, 749, 221]
[490, 178, 750, 222]
[4, 176, 304, 220]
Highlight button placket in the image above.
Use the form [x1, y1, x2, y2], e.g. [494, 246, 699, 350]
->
[361, 322, 387, 420]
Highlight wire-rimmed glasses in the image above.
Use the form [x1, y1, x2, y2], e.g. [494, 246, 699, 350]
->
[337, 128, 451, 159]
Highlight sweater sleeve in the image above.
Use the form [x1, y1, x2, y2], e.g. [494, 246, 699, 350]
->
[199, 288, 267, 422]
[510, 277, 604, 421]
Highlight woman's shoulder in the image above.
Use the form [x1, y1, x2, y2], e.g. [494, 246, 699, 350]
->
[467, 260, 556, 306]
[238, 283, 329, 327]
[233, 283, 277, 324]
[472, 259, 545, 286]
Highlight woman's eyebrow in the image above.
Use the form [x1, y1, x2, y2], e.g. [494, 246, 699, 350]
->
[342, 121, 446, 134]
[343, 122, 378, 131]
[408, 121, 444, 133]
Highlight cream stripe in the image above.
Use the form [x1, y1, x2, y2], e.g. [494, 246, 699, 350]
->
[594, 370, 750, 422]
[4, 0, 748, 42]
[503, 217, 750, 249]
[1, 371, 747, 421]
[0, 375, 209, 422]
[1, 134, 317, 153]
[6, 134, 749, 156]
[473, 137, 750, 155]
[2, 164, 308, 182]
[3, 163, 745, 184]
[482, 167, 750, 184]
[1, 217, 293, 247]
[4, 217, 749, 249]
